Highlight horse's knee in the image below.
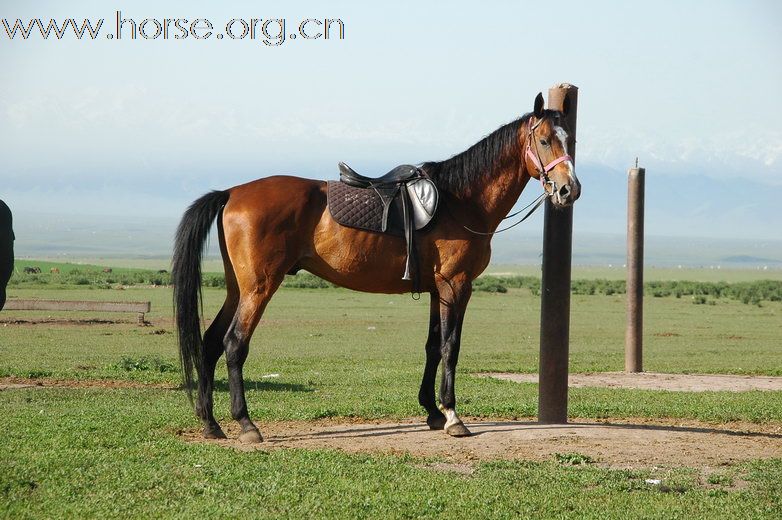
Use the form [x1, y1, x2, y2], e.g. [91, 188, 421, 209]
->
[224, 338, 248, 368]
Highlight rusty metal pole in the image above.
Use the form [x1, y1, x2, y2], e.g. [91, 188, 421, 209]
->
[538, 83, 578, 424]
[625, 164, 645, 372]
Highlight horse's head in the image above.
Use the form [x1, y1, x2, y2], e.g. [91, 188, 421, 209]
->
[523, 93, 581, 208]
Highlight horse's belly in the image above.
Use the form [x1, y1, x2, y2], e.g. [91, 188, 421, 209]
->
[304, 215, 421, 294]
[302, 206, 491, 294]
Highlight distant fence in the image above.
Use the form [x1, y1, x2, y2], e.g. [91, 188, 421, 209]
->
[3, 299, 151, 324]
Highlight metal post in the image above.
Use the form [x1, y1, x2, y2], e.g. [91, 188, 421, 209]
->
[625, 164, 645, 372]
[538, 83, 578, 424]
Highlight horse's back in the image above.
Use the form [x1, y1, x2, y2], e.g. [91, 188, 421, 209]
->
[228, 174, 325, 203]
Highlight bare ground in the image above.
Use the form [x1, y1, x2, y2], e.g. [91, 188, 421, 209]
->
[481, 372, 782, 392]
[5, 376, 782, 469]
[180, 417, 782, 470]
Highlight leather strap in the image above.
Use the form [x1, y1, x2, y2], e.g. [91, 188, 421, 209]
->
[525, 143, 573, 181]
[400, 187, 418, 292]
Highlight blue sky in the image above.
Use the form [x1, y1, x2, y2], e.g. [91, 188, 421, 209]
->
[1, 0, 781, 245]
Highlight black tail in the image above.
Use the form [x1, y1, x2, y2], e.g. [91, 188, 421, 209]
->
[172, 190, 230, 404]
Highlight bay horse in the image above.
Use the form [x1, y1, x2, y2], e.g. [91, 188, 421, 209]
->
[172, 93, 581, 443]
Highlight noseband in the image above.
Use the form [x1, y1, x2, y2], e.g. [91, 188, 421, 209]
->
[525, 118, 573, 194]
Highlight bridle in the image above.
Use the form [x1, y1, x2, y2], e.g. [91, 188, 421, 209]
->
[525, 117, 573, 201]
[457, 116, 575, 236]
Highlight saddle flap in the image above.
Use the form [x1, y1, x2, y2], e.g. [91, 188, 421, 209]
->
[405, 178, 438, 230]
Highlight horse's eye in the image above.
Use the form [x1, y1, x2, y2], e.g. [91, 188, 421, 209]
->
[539, 139, 549, 146]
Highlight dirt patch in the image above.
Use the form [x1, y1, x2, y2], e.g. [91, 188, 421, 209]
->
[481, 372, 782, 392]
[0, 383, 40, 390]
[4, 376, 781, 469]
[180, 417, 782, 469]
[0, 376, 177, 391]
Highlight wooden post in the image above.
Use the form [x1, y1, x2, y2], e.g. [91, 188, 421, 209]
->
[538, 83, 578, 424]
[625, 164, 645, 372]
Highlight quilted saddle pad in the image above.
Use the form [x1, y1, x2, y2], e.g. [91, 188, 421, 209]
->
[327, 181, 388, 234]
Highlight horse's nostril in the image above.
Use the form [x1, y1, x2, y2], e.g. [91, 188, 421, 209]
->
[559, 185, 571, 199]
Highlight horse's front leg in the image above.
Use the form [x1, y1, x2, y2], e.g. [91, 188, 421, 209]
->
[436, 274, 472, 437]
[419, 292, 445, 429]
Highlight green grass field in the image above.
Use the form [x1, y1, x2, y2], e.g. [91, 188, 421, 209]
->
[1, 262, 781, 518]
[18, 256, 782, 282]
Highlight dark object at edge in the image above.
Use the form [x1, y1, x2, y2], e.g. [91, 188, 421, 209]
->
[0, 200, 14, 311]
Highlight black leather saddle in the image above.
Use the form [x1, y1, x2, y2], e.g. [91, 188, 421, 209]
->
[338, 162, 421, 188]
[327, 162, 439, 290]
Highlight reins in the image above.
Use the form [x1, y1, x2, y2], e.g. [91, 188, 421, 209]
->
[459, 192, 547, 236]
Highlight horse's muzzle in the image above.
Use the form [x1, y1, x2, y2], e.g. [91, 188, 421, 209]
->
[550, 180, 580, 207]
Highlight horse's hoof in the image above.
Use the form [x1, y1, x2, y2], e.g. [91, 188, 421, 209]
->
[427, 414, 447, 430]
[445, 422, 472, 437]
[203, 425, 227, 440]
[238, 428, 264, 444]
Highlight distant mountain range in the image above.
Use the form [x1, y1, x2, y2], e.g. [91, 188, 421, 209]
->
[4, 162, 780, 269]
[8, 210, 781, 270]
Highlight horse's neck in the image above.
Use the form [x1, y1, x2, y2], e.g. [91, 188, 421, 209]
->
[463, 157, 531, 234]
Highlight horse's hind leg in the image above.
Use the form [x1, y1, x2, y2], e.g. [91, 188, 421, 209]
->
[196, 297, 237, 439]
[224, 273, 284, 444]
[436, 273, 472, 437]
[195, 206, 239, 439]
[418, 293, 446, 429]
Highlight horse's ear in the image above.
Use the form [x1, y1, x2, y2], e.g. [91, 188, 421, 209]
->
[562, 95, 571, 117]
[534, 93, 544, 117]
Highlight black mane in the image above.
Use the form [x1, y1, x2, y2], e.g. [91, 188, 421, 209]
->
[421, 110, 559, 196]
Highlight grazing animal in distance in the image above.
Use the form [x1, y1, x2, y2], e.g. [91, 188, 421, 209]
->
[172, 94, 581, 443]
